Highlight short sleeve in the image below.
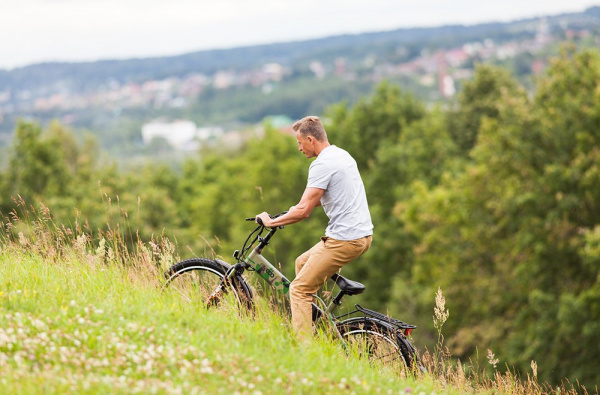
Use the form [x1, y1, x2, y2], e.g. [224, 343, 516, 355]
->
[307, 161, 330, 190]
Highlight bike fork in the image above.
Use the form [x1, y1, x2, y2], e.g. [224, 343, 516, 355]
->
[207, 265, 239, 303]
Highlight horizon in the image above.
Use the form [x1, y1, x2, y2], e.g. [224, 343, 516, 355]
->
[1, 1, 598, 71]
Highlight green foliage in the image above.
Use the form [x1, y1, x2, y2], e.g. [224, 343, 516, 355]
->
[447, 63, 523, 153]
[402, 49, 600, 388]
[5, 120, 71, 202]
[326, 81, 426, 171]
[1, 121, 183, 247]
[187, 77, 373, 126]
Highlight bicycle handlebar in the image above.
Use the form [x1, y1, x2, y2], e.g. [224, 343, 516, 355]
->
[245, 211, 288, 227]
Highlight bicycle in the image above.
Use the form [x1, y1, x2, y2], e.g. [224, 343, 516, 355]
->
[163, 212, 423, 372]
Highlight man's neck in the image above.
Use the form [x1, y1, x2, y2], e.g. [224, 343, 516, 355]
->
[314, 141, 331, 156]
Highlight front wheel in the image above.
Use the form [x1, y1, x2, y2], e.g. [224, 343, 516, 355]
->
[163, 258, 253, 309]
[336, 317, 418, 372]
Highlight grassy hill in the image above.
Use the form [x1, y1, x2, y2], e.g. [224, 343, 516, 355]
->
[0, 214, 587, 394]
[0, 240, 434, 393]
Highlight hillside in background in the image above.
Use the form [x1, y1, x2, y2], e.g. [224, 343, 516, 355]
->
[0, 6, 599, 158]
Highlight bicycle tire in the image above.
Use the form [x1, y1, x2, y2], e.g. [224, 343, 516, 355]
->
[336, 317, 417, 371]
[163, 258, 253, 309]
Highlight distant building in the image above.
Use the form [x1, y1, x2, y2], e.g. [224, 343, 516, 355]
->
[309, 61, 326, 79]
[536, 18, 551, 44]
[445, 49, 470, 67]
[213, 71, 235, 89]
[441, 75, 456, 97]
[262, 63, 284, 81]
[263, 115, 294, 134]
[141, 119, 223, 151]
[334, 58, 347, 75]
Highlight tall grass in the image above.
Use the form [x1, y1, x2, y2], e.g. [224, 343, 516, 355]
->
[0, 198, 595, 394]
[0, 199, 430, 394]
[1, 248, 429, 394]
[415, 289, 593, 394]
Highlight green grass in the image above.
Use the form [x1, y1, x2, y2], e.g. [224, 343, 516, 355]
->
[0, 246, 447, 394]
[0, 201, 585, 395]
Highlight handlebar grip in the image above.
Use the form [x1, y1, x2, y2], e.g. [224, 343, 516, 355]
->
[246, 211, 288, 227]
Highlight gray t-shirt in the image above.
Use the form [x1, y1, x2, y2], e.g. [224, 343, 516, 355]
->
[307, 145, 373, 240]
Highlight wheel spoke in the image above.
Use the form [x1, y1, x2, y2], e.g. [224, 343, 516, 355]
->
[163, 258, 252, 311]
[167, 267, 225, 303]
[338, 321, 411, 370]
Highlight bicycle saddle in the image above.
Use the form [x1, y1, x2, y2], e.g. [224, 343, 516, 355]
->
[330, 273, 365, 295]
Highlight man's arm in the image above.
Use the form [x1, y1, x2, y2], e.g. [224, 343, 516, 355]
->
[256, 187, 324, 227]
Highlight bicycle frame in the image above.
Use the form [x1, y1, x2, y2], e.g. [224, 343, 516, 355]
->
[229, 225, 290, 292]
[245, 248, 291, 294]
[226, 224, 347, 336]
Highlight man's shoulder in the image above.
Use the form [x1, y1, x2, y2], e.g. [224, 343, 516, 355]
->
[320, 145, 352, 160]
[308, 155, 324, 173]
[329, 146, 358, 168]
[311, 145, 355, 171]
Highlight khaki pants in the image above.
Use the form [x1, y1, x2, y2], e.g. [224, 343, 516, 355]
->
[290, 235, 372, 335]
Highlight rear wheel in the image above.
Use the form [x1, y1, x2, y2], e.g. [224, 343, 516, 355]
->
[163, 258, 253, 309]
[337, 317, 415, 371]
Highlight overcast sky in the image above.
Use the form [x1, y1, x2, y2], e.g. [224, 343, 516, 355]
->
[1, 0, 597, 70]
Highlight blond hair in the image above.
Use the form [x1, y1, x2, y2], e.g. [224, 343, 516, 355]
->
[292, 116, 328, 142]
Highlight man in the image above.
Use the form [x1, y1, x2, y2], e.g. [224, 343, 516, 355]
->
[256, 115, 373, 336]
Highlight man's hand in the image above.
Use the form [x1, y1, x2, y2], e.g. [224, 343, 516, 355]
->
[255, 212, 274, 227]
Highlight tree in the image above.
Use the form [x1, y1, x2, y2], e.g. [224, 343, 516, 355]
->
[403, 49, 600, 387]
[507, 48, 600, 387]
[4, 121, 71, 204]
[326, 81, 425, 171]
[447, 64, 522, 154]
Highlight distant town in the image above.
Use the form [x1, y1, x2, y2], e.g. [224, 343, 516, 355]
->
[1, 12, 598, 152]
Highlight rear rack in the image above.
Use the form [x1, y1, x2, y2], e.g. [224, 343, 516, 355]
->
[356, 304, 417, 330]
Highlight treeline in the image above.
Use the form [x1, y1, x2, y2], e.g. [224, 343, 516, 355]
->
[1, 48, 600, 390]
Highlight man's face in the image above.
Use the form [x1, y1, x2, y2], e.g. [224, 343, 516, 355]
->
[296, 131, 316, 158]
